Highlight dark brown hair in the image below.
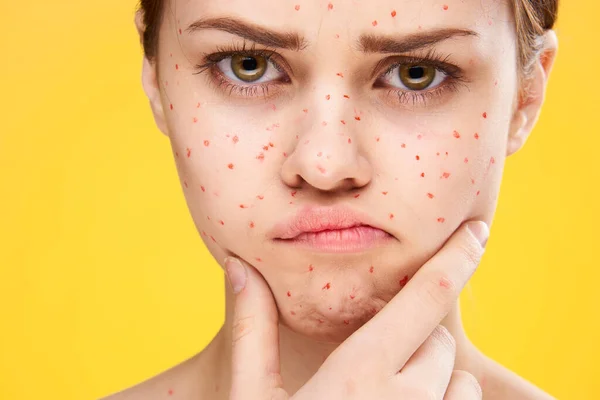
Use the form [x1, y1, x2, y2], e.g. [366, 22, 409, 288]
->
[137, 0, 558, 86]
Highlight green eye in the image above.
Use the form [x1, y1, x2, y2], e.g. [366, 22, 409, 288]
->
[231, 54, 268, 82]
[398, 65, 436, 90]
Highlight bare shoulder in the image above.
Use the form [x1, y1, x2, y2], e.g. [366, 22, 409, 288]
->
[481, 354, 556, 400]
[99, 353, 203, 400]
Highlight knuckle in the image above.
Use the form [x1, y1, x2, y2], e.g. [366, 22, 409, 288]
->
[452, 370, 483, 397]
[231, 314, 255, 345]
[418, 270, 457, 308]
[431, 325, 457, 355]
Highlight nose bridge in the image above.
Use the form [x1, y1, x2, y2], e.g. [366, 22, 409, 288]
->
[279, 80, 373, 192]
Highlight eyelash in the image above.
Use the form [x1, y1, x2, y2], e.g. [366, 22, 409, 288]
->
[192, 42, 468, 107]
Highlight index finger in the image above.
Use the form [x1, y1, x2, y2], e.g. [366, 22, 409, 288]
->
[335, 220, 489, 372]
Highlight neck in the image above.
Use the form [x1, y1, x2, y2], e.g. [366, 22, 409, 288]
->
[201, 281, 487, 398]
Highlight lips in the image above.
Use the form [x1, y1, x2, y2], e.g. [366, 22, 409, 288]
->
[269, 204, 392, 240]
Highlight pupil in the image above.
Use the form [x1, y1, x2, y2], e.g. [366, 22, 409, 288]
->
[242, 57, 258, 71]
[408, 67, 425, 79]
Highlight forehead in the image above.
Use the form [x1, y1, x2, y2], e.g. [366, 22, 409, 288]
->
[169, 0, 514, 41]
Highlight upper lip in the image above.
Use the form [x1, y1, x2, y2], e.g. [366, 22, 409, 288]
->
[270, 204, 391, 240]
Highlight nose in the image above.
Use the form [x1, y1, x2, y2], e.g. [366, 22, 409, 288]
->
[280, 94, 374, 193]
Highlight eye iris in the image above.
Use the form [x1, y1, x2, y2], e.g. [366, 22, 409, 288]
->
[231, 54, 267, 82]
[399, 65, 436, 90]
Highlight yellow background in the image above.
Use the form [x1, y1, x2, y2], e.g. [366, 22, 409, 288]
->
[0, 1, 598, 399]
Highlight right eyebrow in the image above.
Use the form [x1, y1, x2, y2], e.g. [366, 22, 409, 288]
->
[185, 17, 479, 55]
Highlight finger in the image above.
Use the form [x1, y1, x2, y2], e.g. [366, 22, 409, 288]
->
[396, 325, 456, 399]
[443, 370, 483, 400]
[225, 257, 287, 400]
[339, 221, 488, 372]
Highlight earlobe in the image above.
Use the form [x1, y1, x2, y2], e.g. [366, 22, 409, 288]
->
[141, 57, 169, 137]
[506, 30, 558, 157]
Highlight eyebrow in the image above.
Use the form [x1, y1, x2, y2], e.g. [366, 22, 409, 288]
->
[186, 17, 478, 54]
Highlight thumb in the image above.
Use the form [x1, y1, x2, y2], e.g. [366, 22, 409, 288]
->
[224, 257, 288, 400]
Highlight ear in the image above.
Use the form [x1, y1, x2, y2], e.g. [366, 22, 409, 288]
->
[135, 10, 169, 137]
[506, 29, 558, 156]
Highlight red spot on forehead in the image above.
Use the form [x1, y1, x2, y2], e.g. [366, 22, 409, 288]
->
[442, 172, 451, 179]
[232, 135, 239, 143]
[291, 310, 296, 315]
[391, 10, 397, 17]
[170, 104, 174, 110]
[376, 137, 380, 142]
[257, 195, 264, 200]
[453, 130, 461, 139]
[476, 190, 481, 196]
[303, 108, 308, 113]
[382, 191, 388, 195]
[200, 185, 205, 192]
[336, 72, 344, 77]
[309, 264, 314, 271]
[343, 94, 350, 99]
[474, 133, 480, 139]
[256, 152, 265, 161]
[416, 155, 420, 160]
[347, 138, 352, 144]
[401, 143, 406, 148]
[482, 112, 488, 118]
[389, 213, 394, 219]
[178, 28, 182, 35]
[317, 165, 327, 173]
[249, 221, 255, 228]
[287, 291, 291, 297]
[437, 217, 446, 223]
[219, 220, 225, 225]
[193, 117, 198, 123]
[186, 148, 191, 158]
[197, 102, 201, 108]
[369, 266, 374, 273]
[228, 163, 234, 169]
[328, 2, 333, 10]
[323, 282, 331, 290]
[341, 120, 346, 125]
[325, 94, 331, 100]
[239, 204, 248, 209]
[175, 64, 179, 70]
[255, 257, 263, 262]
[204, 140, 210, 146]
[427, 193, 434, 199]
[420, 172, 425, 177]
[442, 4, 449, 10]
[168, 389, 174, 395]
[372, 20, 378, 26]
[354, 116, 361, 121]
[464, 157, 469, 163]
[294, 4, 300, 10]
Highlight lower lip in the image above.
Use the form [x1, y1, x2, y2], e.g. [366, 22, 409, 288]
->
[275, 226, 393, 253]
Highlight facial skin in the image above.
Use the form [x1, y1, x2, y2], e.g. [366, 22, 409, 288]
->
[138, 0, 553, 346]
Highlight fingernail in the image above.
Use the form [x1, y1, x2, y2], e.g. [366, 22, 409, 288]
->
[466, 221, 490, 248]
[224, 257, 247, 294]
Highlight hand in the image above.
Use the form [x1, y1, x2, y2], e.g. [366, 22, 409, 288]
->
[224, 220, 489, 400]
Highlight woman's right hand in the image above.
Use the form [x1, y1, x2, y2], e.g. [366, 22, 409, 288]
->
[224, 220, 489, 400]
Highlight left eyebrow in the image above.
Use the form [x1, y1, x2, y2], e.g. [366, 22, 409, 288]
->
[358, 28, 480, 54]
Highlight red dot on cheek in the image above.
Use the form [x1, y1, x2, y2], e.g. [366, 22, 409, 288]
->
[437, 217, 446, 223]
[483, 112, 488, 118]
[294, 4, 300, 10]
[369, 266, 374, 273]
[287, 291, 291, 297]
[453, 130, 461, 139]
[442, 4, 449, 10]
[168, 389, 174, 396]
[228, 163, 234, 169]
[170, 104, 174, 110]
[391, 10, 397, 17]
[389, 213, 394, 219]
[309, 264, 314, 271]
[249, 221, 255, 228]
[204, 140, 210, 147]
[323, 282, 331, 290]
[328, 2, 333, 10]
[372, 20, 378, 26]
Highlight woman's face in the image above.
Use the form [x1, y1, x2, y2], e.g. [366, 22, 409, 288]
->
[143, 0, 524, 342]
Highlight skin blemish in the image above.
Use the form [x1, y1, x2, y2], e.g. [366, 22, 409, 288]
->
[219, 220, 225, 225]
[439, 277, 452, 288]
[228, 163, 235, 169]
[309, 264, 314, 272]
[186, 148, 191, 158]
[343, 94, 350, 99]
[178, 28, 182, 35]
[382, 191, 388, 195]
[354, 194, 360, 198]
[257, 195, 264, 200]
[372, 20, 378, 26]
[257, 152, 265, 161]
[437, 217, 446, 223]
[193, 117, 198, 123]
[453, 130, 461, 139]
[427, 193, 434, 199]
[354, 115, 361, 121]
[420, 172, 425, 177]
[401, 143, 406, 148]
[168, 389, 174, 396]
[291, 190, 298, 197]
[239, 204, 248, 209]
[184, 180, 188, 188]
[417, 134, 423, 140]
[391, 10, 397, 17]
[175, 64, 179, 70]
[483, 112, 488, 118]
[464, 157, 469, 163]
[329, 307, 332, 310]
[322, 121, 328, 126]
[328, 2, 333, 10]
[303, 108, 308, 113]
[232, 135, 239, 144]
[200, 185, 205, 192]
[389, 213, 394, 220]
[170, 104, 174, 110]
[204, 140, 210, 147]
[350, 294, 356, 299]
[369, 266, 374, 273]
[416, 155, 420, 160]
[399, 275, 409, 286]
[347, 138, 352, 144]
[291, 310, 296, 315]
[476, 190, 481, 196]
[283, 152, 288, 157]
[255, 257, 263, 262]
[323, 282, 331, 290]
[344, 320, 350, 325]
[287, 291, 292, 297]
[249, 221, 255, 228]
[197, 102, 201, 108]
[210, 235, 216, 243]
[294, 4, 300, 11]
[376, 137, 380, 142]
[336, 72, 344, 78]
[443, 4, 449, 10]
[325, 94, 331, 100]
[474, 133, 480, 139]
[490, 156, 496, 164]
[341, 120, 346, 125]
[317, 165, 327, 174]
[175, 151, 179, 158]
[317, 152, 323, 157]
[441, 172, 451, 179]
